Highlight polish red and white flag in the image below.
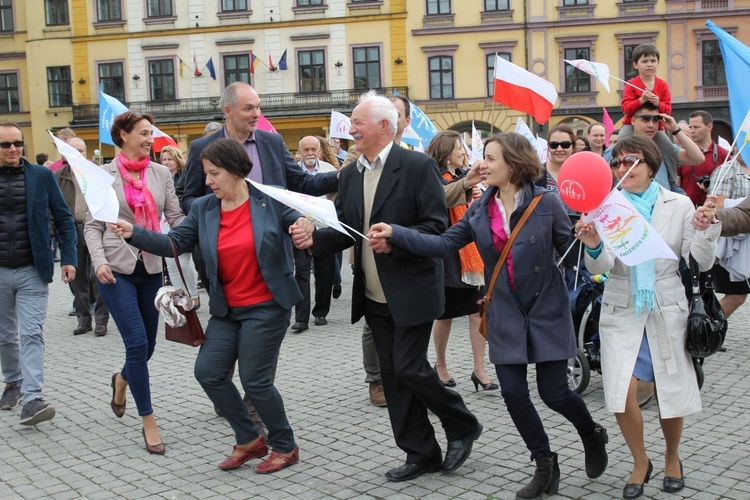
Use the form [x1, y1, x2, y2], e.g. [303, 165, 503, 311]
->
[152, 126, 178, 153]
[493, 55, 558, 124]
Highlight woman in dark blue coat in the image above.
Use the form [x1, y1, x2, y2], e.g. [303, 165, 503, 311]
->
[369, 132, 608, 500]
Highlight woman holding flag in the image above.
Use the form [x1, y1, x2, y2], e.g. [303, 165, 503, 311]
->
[85, 112, 184, 455]
[368, 132, 609, 500]
[576, 135, 720, 498]
[109, 139, 315, 474]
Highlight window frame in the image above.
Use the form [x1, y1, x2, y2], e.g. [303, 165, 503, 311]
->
[0, 0, 14, 32]
[45, 0, 70, 26]
[296, 0, 324, 6]
[351, 44, 382, 90]
[0, 71, 20, 113]
[483, 0, 510, 10]
[221, 0, 248, 12]
[701, 39, 726, 87]
[485, 52, 512, 98]
[425, 0, 451, 15]
[428, 55, 454, 100]
[98, 61, 126, 103]
[563, 47, 592, 93]
[147, 58, 176, 101]
[222, 52, 252, 88]
[146, 0, 173, 18]
[47, 66, 72, 108]
[96, 0, 123, 22]
[296, 48, 327, 94]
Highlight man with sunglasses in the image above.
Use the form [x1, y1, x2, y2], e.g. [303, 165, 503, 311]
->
[0, 123, 77, 425]
[604, 102, 702, 193]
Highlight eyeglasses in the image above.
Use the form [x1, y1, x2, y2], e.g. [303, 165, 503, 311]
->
[549, 141, 573, 150]
[0, 141, 24, 149]
[609, 155, 643, 169]
[634, 114, 661, 123]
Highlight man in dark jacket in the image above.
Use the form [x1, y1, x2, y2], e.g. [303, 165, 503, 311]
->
[54, 137, 109, 336]
[0, 122, 77, 425]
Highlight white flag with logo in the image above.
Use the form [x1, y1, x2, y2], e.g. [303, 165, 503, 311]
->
[584, 189, 676, 266]
[329, 111, 354, 140]
[49, 132, 120, 223]
[471, 121, 484, 159]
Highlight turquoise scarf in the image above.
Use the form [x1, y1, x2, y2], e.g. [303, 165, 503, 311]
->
[621, 181, 660, 315]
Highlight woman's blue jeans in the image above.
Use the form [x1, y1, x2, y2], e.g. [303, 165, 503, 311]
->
[97, 262, 162, 416]
[194, 301, 296, 452]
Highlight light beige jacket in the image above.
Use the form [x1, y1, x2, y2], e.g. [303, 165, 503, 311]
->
[85, 158, 184, 275]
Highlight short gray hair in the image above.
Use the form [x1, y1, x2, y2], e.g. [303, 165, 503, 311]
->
[358, 90, 397, 136]
[218, 81, 251, 113]
[203, 121, 222, 135]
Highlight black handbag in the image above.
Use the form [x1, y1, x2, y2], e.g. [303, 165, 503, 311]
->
[686, 256, 727, 358]
[163, 237, 205, 347]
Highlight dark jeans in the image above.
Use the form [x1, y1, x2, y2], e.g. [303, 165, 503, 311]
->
[365, 299, 478, 464]
[97, 261, 162, 416]
[495, 360, 595, 461]
[194, 301, 296, 452]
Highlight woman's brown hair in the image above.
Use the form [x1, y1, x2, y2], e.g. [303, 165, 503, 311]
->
[484, 132, 543, 185]
[110, 112, 155, 148]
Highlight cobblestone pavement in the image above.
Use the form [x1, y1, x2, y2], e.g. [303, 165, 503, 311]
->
[2, 267, 750, 499]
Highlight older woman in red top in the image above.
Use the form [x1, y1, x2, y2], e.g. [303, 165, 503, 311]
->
[111, 139, 314, 474]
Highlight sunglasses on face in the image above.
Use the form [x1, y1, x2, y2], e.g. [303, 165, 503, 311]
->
[634, 114, 661, 123]
[0, 141, 24, 149]
[549, 141, 573, 150]
[609, 155, 642, 169]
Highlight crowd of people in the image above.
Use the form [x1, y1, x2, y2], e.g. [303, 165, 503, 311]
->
[0, 40, 747, 498]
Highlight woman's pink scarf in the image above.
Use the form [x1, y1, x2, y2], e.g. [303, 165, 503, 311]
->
[117, 153, 161, 233]
[488, 198, 515, 290]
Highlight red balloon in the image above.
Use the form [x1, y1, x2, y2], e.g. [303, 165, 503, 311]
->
[557, 151, 612, 212]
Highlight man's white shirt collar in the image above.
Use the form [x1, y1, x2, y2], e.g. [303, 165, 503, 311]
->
[357, 142, 394, 173]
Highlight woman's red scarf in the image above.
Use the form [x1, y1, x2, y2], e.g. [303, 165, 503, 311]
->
[117, 153, 161, 233]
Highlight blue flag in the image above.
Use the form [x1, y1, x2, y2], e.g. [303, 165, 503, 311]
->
[99, 88, 128, 146]
[206, 57, 216, 80]
[706, 20, 750, 163]
[394, 90, 438, 148]
[278, 49, 288, 71]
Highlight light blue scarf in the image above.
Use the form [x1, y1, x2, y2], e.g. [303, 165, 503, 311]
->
[621, 181, 660, 315]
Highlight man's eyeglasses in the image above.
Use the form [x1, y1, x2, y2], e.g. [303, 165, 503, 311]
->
[549, 141, 573, 150]
[0, 141, 24, 149]
[634, 114, 661, 123]
[609, 155, 642, 169]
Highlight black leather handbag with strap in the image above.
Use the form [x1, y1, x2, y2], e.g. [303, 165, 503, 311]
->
[478, 193, 544, 339]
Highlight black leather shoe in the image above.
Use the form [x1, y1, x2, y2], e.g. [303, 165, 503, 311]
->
[385, 457, 441, 482]
[442, 423, 483, 472]
[73, 324, 92, 335]
[663, 460, 684, 493]
[332, 283, 342, 299]
[623, 460, 653, 499]
[314, 316, 327, 326]
[290, 322, 308, 333]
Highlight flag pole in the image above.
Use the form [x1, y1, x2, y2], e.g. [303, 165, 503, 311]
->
[490, 52, 498, 134]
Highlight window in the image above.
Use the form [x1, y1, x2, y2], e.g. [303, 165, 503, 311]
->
[298, 49, 326, 93]
[486, 53, 511, 97]
[484, 0, 509, 9]
[428, 56, 453, 99]
[148, 59, 175, 101]
[702, 40, 726, 86]
[99, 62, 125, 102]
[47, 66, 72, 107]
[223, 54, 250, 86]
[563, 0, 588, 4]
[426, 0, 450, 15]
[0, 73, 19, 113]
[352, 46, 381, 90]
[297, 0, 323, 5]
[221, 0, 247, 11]
[147, 0, 172, 17]
[0, 0, 13, 32]
[45, 0, 69, 26]
[97, 0, 122, 22]
[623, 45, 639, 81]
[564, 48, 591, 92]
